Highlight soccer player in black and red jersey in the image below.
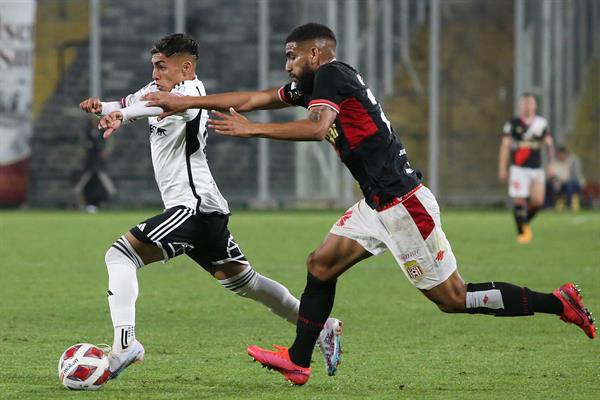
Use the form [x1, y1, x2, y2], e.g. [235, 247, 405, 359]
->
[143, 23, 595, 386]
[499, 93, 554, 244]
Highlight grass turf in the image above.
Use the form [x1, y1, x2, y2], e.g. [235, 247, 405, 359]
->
[0, 209, 598, 399]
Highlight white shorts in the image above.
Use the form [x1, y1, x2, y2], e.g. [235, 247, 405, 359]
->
[508, 165, 545, 198]
[330, 185, 457, 290]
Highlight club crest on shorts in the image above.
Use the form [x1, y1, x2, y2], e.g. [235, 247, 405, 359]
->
[403, 260, 423, 280]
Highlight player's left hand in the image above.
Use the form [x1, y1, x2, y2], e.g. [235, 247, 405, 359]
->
[209, 108, 257, 138]
[98, 111, 124, 139]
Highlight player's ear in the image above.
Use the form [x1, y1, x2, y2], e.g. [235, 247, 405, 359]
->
[182, 60, 193, 74]
[309, 47, 320, 64]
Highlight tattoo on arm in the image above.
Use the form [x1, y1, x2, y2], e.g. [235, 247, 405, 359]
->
[309, 109, 321, 122]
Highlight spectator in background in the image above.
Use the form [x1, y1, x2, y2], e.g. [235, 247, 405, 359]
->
[73, 116, 116, 212]
[547, 146, 585, 211]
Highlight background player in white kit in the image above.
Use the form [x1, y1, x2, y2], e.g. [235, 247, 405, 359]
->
[498, 93, 554, 244]
[79, 33, 342, 380]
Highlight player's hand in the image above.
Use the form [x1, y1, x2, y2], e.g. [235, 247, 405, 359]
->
[79, 98, 102, 114]
[98, 111, 124, 139]
[209, 108, 257, 138]
[141, 92, 188, 120]
[498, 169, 508, 184]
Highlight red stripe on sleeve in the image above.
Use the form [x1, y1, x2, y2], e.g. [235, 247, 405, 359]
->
[403, 195, 435, 240]
[308, 99, 340, 113]
[278, 87, 291, 105]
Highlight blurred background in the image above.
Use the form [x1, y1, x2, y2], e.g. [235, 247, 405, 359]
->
[0, 0, 598, 210]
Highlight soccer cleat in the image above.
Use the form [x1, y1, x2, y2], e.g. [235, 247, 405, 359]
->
[516, 224, 533, 244]
[247, 344, 311, 385]
[553, 283, 596, 339]
[107, 340, 145, 379]
[317, 318, 343, 376]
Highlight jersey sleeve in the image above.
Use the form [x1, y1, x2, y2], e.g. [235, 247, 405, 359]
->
[121, 82, 157, 107]
[278, 82, 310, 108]
[307, 64, 345, 113]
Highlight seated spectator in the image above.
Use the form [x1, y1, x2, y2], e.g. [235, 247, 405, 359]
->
[547, 146, 585, 211]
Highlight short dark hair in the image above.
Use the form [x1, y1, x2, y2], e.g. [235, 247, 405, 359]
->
[521, 91, 536, 99]
[285, 23, 336, 46]
[151, 33, 199, 60]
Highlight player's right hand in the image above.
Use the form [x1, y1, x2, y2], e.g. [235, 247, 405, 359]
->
[141, 92, 188, 121]
[79, 98, 102, 114]
[98, 111, 123, 139]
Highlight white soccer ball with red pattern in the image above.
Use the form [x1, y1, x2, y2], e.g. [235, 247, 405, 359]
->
[58, 343, 110, 390]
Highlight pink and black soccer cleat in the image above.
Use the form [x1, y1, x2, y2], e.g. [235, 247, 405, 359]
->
[553, 283, 596, 339]
[247, 344, 311, 385]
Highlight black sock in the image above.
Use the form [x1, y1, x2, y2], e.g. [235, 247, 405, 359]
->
[530, 290, 563, 315]
[527, 205, 540, 222]
[288, 273, 337, 368]
[513, 204, 528, 234]
[466, 282, 562, 316]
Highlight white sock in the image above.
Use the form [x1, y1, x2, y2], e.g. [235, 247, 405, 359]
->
[219, 265, 300, 324]
[105, 237, 142, 351]
[113, 325, 135, 352]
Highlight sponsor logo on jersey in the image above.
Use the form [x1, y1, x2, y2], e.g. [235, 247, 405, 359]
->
[326, 123, 339, 145]
[404, 260, 423, 280]
[336, 210, 353, 227]
[150, 125, 167, 137]
[137, 223, 146, 232]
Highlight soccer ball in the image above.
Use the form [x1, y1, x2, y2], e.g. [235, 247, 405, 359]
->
[58, 343, 110, 390]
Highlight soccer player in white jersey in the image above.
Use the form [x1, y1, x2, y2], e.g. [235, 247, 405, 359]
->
[79, 33, 343, 380]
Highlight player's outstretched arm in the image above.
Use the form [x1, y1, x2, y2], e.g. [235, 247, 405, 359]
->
[142, 88, 286, 120]
[79, 97, 123, 116]
[209, 105, 336, 141]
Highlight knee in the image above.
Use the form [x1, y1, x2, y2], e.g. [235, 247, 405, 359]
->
[306, 251, 336, 281]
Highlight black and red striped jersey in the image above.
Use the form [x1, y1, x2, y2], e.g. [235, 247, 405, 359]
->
[502, 115, 550, 169]
[279, 60, 420, 209]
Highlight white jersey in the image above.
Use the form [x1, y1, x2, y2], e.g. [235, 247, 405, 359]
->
[121, 77, 230, 214]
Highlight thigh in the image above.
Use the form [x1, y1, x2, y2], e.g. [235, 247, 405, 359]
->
[508, 166, 531, 198]
[529, 169, 546, 206]
[186, 216, 249, 274]
[309, 232, 373, 281]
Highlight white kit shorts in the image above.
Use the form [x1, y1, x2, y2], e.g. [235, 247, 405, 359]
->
[330, 185, 457, 290]
[508, 165, 545, 198]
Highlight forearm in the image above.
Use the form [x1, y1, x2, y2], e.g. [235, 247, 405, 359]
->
[184, 89, 282, 112]
[120, 101, 164, 120]
[498, 145, 509, 172]
[251, 119, 326, 141]
[99, 101, 122, 116]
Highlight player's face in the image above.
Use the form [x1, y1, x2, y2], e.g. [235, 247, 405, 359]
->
[519, 96, 537, 116]
[285, 42, 316, 93]
[151, 53, 186, 92]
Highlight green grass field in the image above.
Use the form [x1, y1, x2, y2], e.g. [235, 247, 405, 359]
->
[0, 209, 598, 399]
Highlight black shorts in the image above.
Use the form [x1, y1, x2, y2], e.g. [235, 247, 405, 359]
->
[130, 206, 248, 272]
